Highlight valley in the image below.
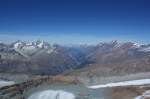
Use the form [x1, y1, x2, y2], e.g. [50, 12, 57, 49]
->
[1, 40, 150, 99]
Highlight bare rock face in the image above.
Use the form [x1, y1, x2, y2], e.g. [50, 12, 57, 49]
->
[0, 40, 150, 76]
[0, 40, 86, 75]
[65, 42, 150, 77]
[110, 86, 150, 99]
[135, 90, 150, 99]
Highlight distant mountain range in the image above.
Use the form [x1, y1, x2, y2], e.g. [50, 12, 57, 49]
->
[0, 40, 150, 76]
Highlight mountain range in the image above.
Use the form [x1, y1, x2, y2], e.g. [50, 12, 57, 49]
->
[0, 40, 150, 76]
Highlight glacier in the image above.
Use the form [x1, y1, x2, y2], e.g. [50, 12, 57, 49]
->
[0, 80, 15, 88]
[88, 79, 150, 88]
[28, 90, 75, 99]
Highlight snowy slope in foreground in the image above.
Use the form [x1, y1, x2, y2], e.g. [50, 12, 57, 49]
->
[88, 79, 150, 88]
[0, 80, 15, 88]
[28, 90, 75, 99]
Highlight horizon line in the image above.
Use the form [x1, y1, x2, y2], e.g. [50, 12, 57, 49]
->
[0, 34, 147, 45]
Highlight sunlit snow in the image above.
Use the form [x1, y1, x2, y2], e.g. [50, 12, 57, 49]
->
[88, 79, 150, 88]
[28, 90, 75, 99]
[0, 80, 15, 88]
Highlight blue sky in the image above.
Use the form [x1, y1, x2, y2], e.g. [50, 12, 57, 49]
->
[0, 0, 150, 44]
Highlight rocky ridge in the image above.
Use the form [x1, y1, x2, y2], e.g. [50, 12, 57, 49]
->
[0, 76, 80, 99]
[0, 40, 150, 76]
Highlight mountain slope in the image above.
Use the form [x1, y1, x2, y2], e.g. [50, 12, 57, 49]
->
[0, 40, 150, 76]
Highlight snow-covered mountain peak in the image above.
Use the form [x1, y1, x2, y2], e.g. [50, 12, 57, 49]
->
[35, 40, 44, 48]
[34, 40, 51, 49]
[132, 43, 141, 48]
[138, 44, 150, 52]
[13, 40, 25, 49]
[10, 40, 57, 56]
[12, 40, 51, 49]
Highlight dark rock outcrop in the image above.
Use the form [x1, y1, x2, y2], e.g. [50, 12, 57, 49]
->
[0, 76, 80, 99]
